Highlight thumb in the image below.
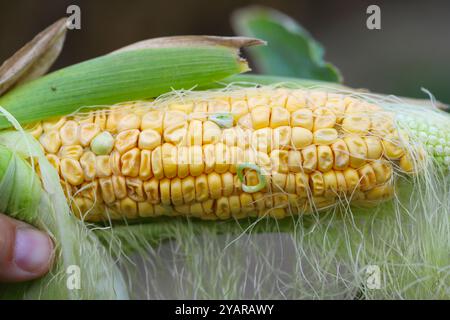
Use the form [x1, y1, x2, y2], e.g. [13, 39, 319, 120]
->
[0, 213, 54, 282]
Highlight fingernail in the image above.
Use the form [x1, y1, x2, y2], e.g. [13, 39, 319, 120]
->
[14, 228, 52, 273]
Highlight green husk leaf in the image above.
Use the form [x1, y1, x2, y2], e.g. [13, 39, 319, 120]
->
[231, 6, 342, 82]
[0, 40, 257, 129]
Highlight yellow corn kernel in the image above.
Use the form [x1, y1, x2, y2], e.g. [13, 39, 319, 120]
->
[272, 126, 291, 149]
[177, 146, 190, 178]
[342, 115, 371, 135]
[252, 128, 272, 153]
[79, 123, 100, 147]
[371, 160, 392, 184]
[202, 199, 214, 217]
[313, 107, 336, 130]
[287, 150, 302, 172]
[191, 101, 208, 121]
[46, 154, 60, 174]
[229, 195, 242, 216]
[189, 145, 204, 176]
[270, 106, 290, 128]
[159, 178, 171, 205]
[39, 130, 61, 154]
[216, 197, 231, 220]
[151, 146, 163, 179]
[207, 172, 222, 199]
[307, 91, 327, 109]
[331, 139, 349, 170]
[99, 177, 115, 204]
[115, 129, 139, 154]
[286, 90, 307, 112]
[27, 122, 43, 139]
[240, 193, 255, 214]
[202, 121, 222, 144]
[301, 145, 317, 173]
[94, 110, 107, 130]
[222, 128, 237, 146]
[310, 171, 324, 196]
[121, 148, 140, 177]
[358, 163, 376, 191]
[112, 175, 127, 200]
[162, 143, 177, 178]
[120, 197, 138, 219]
[382, 138, 405, 160]
[230, 100, 248, 123]
[208, 98, 230, 113]
[335, 171, 347, 193]
[343, 167, 360, 193]
[187, 120, 202, 146]
[344, 136, 368, 168]
[285, 173, 296, 194]
[61, 158, 84, 186]
[169, 103, 193, 114]
[317, 145, 333, 172]
[214, 143, 230, 174]
[43, 117, 66, 132]
[271, 172, 287, 191]
[291, 127, 313, 149]
[141, 110, 163, 133]
[163, 122, 187, 145]
[291, 108, 313, 130]
[399, 154, 414, 173]
[365, 184, 394, 201]
[59, 145, 83, 160]
[117, 113, 141, 132]
[143, 178, 159, 204]
[181, 176, 195, 204]
[313, 128, 338, 145]
[170, 178, 183, 206]
[189, 202, 203, 218]
[251, 105, 271, 129]
[228, 146, 243, 173]
[109, 150, 121, 176]
[138, 202, 154, 217]
[203, 144, 215, 174]
[138, 129, 161, 150]
[80, 151, 96, 181]
[105, 108, 125, 133]
[139, 150, 152, 180]
[195, 174, 209, 202]
[364, 136, 383, 159]
[270, 149, 289, 173]
[96, 155, 112, 177]
[60, 120, 79, 146]
[221, 172, 234, 197]
[322, 171, 337, 197]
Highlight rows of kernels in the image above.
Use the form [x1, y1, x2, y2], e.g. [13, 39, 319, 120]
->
[29, 90, 416, 221]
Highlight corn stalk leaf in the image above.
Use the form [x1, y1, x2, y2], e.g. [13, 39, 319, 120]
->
[231, 6, 342, 82]
[0, 18, 67, 96]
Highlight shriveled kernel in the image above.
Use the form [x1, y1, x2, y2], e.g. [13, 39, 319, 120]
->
[270, 106, 290, 128]
[61, 158, 84, 186]
[170, 178, 184, 206]
[358, 164, 376, 191]
[291, 127, 313, 149]
[59, 145, 83, 160]
[399, 154, 415, 173]
[141, 110, 163, 133]
[272, 126, 291, 149]
[109, 150, 121, 175]
[251, 106, 271, 129]
[202, 200, 215, 218]
[313, 128, 338, 145]
[91, 131, 114, 155]
[291, 108, 313, 130]
[138, 129, 161, 150]
[317, 145, 333, 172]
[96, 155, 112, 177]
[382, 138, 405, 160]
[99, 177, 115, 204]
[342, 115, 371, 135]
[159, 178, 171, 205]
[195, 174, 209, 202]
[270, 149, 289, 173]
[331, 139, 350, 170]
[139, 150, 152, 180]
[189, 145, 204, 176]
[216, 197, 231, 220]
[120, 197, 138, 218]
[343, 168, 360, 193]
[43, 117, 66, 132]
[39, 130, 61, 154]
[79, 123, 100, 147]
[151, 146, 163, 179]
[371, 161, 392, 184]
[164, 122, 187, 145]
[207, 172, 222, 199]
[335, 171, 347, 193]
[94, 111, 107, 130]
[162, 143, 178, 178]
[313, 108, 336, 130]
[46, 154, 60, 174]
[344, 136, 368, 168]
[80, 151, 96, 180]
[143, 178, 160, 204]
[310, 171, 325, 196]
[371, 113, 395, 135]
[202, 121, 222, 144]
[181, 176, 195, 204]
[60, 120, 79, 145]
[121, 148, 140, 177]
[112, 175, 127, 199]
[288, 150, 302, 172]
[115, 129, 139, 154]
[177, 146, 190, 178]
[364, 136, 383, 159]
[187, 120, 203, 145]
[301, 145, 317, 173]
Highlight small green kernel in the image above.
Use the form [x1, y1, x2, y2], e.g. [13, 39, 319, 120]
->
[91, 131, 114, 155]
[209, 113, 233, 128]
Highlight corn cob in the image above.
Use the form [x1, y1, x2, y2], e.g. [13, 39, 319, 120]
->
[26, 88, 448, 222]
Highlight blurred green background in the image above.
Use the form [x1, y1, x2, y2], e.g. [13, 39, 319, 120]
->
[1, 0, 449, 103]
